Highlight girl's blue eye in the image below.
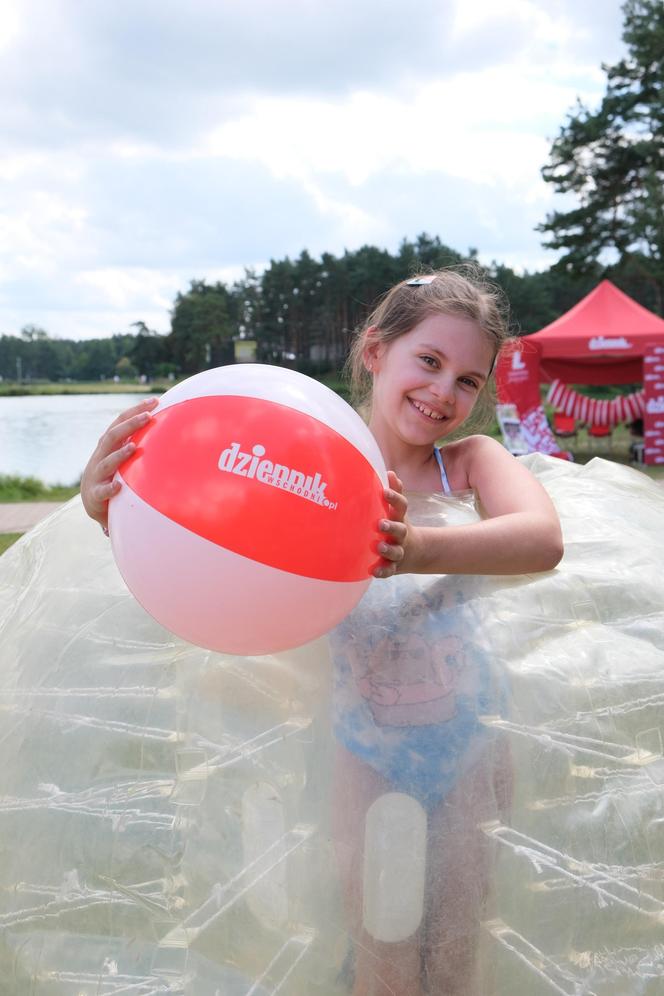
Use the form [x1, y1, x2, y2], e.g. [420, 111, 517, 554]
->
[460, 377, 479, 389]
[420, 355, 437, 367]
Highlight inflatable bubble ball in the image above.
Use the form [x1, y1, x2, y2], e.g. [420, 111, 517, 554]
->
[1, 454, 663, 994]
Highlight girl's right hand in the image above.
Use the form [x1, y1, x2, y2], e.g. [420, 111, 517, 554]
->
[80, 397, 159, 530]
[374, 472, 409, 578]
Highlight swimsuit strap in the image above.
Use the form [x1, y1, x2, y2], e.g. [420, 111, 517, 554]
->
[433, 447, 452, 494]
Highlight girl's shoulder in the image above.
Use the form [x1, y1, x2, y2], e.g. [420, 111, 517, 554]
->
[439, 434, 507, 490]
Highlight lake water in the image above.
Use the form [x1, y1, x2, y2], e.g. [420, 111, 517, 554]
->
[0, 394, 152, 485]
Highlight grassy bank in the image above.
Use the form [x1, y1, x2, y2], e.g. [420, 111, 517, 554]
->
[0, 533, 22, 555]
[0, 475, 80, 502]
[0, 381, 166, 396]
[0, 477, 78, 553]
[0, 373, 349, 398]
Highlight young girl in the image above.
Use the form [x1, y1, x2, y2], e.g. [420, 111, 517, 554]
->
[80, 266, 563, 996]
[326, 268, 562, 996]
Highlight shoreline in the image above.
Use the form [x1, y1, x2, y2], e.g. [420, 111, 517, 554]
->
[0, 382, 165, 397]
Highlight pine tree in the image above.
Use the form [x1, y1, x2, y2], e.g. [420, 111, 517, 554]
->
[539, 0, 664, 311]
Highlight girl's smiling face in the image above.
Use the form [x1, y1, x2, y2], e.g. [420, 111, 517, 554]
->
[365, 312, 495, 452]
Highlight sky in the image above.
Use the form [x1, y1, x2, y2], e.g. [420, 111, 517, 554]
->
[1, 0, 627, 342]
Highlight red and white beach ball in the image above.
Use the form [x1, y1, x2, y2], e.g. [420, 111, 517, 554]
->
[109, 364, 388, 655]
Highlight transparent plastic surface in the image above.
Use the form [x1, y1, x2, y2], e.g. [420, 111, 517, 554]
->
[1, 454, 663, 994]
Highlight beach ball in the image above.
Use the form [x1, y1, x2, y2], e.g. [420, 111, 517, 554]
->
[108, 364, 388, 655]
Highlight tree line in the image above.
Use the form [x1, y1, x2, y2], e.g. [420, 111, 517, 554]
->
[0, 237, 606, 384]
[2, 0, 661, 385]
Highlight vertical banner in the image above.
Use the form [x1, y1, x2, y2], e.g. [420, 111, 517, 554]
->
[643, 343, 664, 466]
[495, 340, 541, 416]
[495, 339, 571, 458]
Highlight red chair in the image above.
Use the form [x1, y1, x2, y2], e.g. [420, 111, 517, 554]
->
[587, 423, 612, 450]
[552, 412, 577, 438]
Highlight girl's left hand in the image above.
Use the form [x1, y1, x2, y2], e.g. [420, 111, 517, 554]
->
[374, 471, 409, 578]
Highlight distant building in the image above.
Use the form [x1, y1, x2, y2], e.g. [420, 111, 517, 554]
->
[234, 339, 257, 363]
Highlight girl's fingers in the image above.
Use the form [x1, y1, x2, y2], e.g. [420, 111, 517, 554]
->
[384, 480, 407, 522]
[375, 530, 405, 577]
[96, 478, 122, 500]
[378, 541, 404, 563]
[380, 519, 407, 542]
[376, 475, 408, 578]
[386, 470, 404, 495]
[99, 441, 136, 476]
[93, 412, 152, 469]
[385, 487, 407, 508]
[374, 560, 399, 579]
[85, 443, 135, 493]
[96, 405, 156, 457]
[107, 397, 159, 431]
[103, 410, 153, 451]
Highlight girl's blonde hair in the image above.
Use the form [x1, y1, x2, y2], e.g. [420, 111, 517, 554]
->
[346, 263, 512, 431]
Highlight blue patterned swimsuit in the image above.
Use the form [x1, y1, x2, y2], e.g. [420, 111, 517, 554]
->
[330, 449, 501, 810]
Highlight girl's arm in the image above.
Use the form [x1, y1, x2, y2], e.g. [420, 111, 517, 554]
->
[381, 436, 563, 577]
[81, 397, 159, 529]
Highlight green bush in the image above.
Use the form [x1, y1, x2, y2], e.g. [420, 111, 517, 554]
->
[0, 475, 79, 501]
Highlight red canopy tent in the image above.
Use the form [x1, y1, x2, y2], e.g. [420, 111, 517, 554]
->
[496, 280, 664, 466]
[529, 279, 664, 386]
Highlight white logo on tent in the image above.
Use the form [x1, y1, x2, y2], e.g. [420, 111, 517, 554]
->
[588, 336, 632, 350]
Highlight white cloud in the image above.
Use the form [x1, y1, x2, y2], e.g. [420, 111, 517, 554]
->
[0, 0, 628, 339]
[74, 268, 180, 313]
[0, 192, 88, 288]
[202, 59, 598, 192]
